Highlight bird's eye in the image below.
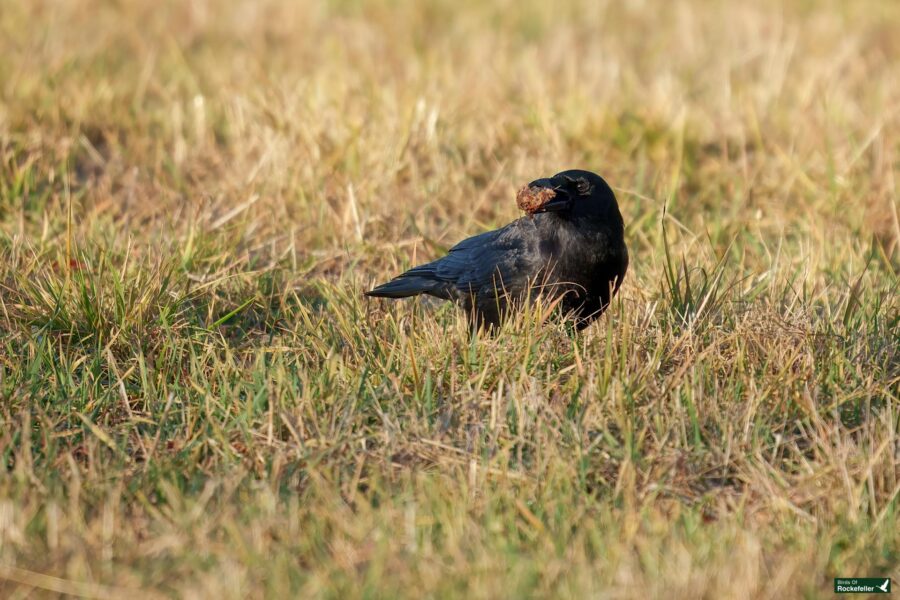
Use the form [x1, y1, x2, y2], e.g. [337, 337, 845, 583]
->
[561, 174, 592, 195]
[574, 178, 591, 196]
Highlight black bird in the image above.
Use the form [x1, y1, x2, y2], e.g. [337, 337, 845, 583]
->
[366, 169, 628, 330]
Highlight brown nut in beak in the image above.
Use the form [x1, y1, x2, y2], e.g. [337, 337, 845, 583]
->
[516, 185, 558, 214]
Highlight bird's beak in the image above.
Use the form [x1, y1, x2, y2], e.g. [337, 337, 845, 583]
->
[530, 193, 572, 213]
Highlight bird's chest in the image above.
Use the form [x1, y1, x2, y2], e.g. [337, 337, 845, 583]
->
[538, 228, 614, 290]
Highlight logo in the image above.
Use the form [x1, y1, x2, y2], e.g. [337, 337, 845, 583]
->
[834, 578, 891, 594]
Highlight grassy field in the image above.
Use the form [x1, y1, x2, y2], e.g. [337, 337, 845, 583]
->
[1, 0, 898, 597]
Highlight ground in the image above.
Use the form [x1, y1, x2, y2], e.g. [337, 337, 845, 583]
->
[0, 0, 898, 598]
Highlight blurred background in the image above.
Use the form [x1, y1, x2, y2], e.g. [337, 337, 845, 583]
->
[3, 0, 897, 261]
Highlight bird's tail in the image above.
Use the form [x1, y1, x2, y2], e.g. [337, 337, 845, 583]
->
[365, 276, 442, 298]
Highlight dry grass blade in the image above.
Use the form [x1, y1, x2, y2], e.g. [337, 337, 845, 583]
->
[0, 0, 897, 597]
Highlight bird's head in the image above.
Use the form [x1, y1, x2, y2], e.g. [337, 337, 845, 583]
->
[518, 169, 622, 228]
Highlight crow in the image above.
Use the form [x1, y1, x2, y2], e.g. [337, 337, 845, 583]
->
[366, 169, 628, 330]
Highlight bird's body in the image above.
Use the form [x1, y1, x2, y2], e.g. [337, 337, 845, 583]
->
[367, 170, 628, 330]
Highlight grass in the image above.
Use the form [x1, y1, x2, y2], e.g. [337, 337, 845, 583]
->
[0, 0, 898, 597]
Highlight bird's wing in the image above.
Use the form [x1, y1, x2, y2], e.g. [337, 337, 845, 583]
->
[435, 219, 541, 298]
[392, 229, 502, 297]
[367, 219, 541, 302]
